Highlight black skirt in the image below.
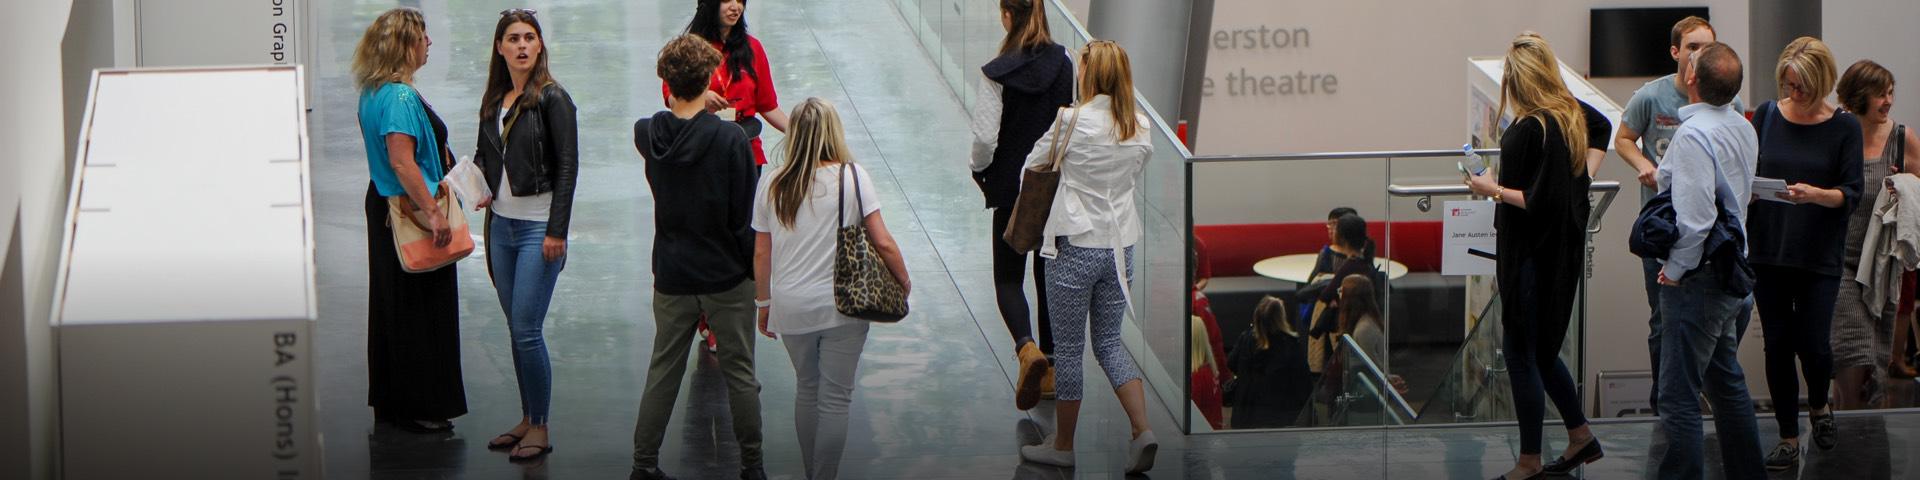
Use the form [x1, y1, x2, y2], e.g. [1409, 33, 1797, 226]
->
[364, 183, 468, 421]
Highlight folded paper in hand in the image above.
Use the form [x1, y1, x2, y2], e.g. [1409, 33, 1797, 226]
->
[446, 156, 491, 209]
[1753, 177, 1791, 204]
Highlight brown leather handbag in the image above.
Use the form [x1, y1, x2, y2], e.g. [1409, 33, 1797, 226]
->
[1002, 106, 1082, 254]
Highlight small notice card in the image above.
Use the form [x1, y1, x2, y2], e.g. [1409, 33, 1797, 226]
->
[1442, 200, 1498, 276]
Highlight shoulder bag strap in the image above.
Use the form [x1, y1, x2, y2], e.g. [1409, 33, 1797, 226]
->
[837, 164, 848, 230]
[851, 165, 866, 222]
[1896, 125, 1907, 171]
[1046, 106, 1084, 170]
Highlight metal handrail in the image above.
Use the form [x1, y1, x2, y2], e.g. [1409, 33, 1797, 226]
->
[1386, 181, 1621, 197]
[1191, 149, 1503, 164]
[1338, 334, 1419, 423]
[1388, 181, 1623, 234]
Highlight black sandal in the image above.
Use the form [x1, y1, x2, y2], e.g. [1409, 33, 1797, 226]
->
[509, 443, 553, 461]
[487, 433, 523, 450]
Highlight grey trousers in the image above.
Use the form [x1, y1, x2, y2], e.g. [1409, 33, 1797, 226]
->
[632, 279, 762, 470]
[782, 322, 870, 480]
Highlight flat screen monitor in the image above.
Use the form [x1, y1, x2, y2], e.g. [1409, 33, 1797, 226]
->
[1590, 7, 1710, 77]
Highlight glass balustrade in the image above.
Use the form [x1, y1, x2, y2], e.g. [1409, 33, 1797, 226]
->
[891, 0, 1615, 434]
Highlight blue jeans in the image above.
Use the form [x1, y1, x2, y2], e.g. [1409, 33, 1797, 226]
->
[1642, 257, 1664, 413]
[1656, 267, 1764, 480]
[489, 214, 566, 425]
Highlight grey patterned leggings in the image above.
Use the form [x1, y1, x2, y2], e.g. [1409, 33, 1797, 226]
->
[1045, 239, 1143, 401]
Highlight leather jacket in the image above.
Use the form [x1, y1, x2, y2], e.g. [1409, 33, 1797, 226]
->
[476, 83, 579, 239]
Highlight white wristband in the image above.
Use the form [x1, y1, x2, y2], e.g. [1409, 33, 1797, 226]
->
[755, 298, 771, 308]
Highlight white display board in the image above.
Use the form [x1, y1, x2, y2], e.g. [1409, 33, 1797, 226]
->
[55, 65, 317, 480]
[1441, 200, 1497, 276]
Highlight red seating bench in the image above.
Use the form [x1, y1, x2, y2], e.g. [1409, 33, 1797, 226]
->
[1196, 221, 1445, 276]
[1196, 221, 1463, 350]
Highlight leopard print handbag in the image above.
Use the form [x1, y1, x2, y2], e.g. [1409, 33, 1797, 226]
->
[834, 165, 910, 322]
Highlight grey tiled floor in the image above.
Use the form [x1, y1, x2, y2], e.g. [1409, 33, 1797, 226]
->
[310, 0, 1920, 479]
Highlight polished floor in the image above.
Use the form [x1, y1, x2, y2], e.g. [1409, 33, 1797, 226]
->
[310, 0, 1920, 479]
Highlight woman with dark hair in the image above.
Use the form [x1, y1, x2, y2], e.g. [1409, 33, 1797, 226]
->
[1464, 33, 1602, 479]
[352, 6, 467, 434]
[1304, 213, 1376, 381]
[1227, 296, 1311, 429]
[967, 0, 1075, 411]
[1338, 276, 1386, 364]
[473, 8, 577, 461]
[677, 0, 788, 166]
[1307, 206, 1360, 282]
[1831, 59, 1920, 410]
[677, 0, 788, 354]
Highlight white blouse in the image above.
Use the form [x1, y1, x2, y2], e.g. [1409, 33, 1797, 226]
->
[1020, 94, 1152, 258]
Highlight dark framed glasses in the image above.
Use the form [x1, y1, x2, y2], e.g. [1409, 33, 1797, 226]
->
[500, 8, 537, 16]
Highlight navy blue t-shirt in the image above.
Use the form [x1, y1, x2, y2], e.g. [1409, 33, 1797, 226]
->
[1745, 101, 1865, 277]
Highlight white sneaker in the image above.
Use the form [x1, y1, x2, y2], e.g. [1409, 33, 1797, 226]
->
[1019, 435, 1074, 468]
[1127, 430, 1158, 474]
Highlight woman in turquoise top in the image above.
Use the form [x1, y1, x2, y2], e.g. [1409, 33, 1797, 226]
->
[353, 7, 467, 434]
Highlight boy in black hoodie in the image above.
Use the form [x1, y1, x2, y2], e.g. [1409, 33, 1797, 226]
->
[629, 34, 764, 480]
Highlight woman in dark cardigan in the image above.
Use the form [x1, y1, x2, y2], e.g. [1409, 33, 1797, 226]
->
[1464, 33, 1602, 480]
[966, 0, 1076, 410]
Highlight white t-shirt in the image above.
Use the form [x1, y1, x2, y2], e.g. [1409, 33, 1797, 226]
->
[751, 163, 884, 336]
[493, 107, 552, 222]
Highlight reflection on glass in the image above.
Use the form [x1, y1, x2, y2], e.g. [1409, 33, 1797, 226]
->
[1194, 154, 1599, 432]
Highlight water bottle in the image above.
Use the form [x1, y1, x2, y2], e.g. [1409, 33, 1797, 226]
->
[1458, 143, 1488, 176]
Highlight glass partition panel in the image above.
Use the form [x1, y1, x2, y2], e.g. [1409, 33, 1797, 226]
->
[1192, 152, 1608, 433]
[1382, 154, 1593, 425]
[1193, 157, 1391, 431]
[1296, 335, 1412, 427]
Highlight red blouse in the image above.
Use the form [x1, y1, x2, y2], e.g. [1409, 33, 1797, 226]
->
[662, 35, 780, 165]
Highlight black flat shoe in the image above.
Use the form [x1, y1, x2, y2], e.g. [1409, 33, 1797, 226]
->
[386, 418, 454, 434]
[1543, 438, 1604, 475]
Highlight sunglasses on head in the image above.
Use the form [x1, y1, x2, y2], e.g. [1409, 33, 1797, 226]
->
[500, 8, 537, 16]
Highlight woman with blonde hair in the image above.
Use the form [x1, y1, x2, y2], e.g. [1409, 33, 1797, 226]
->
[1190, 316, 1225, 429]
[1746, 36, 1864, 469]
[752, 98, 909, 480]
[1015, 40, 1157, 474]
[352, 6, 467, 434]
[1464, 32, 1601, 479]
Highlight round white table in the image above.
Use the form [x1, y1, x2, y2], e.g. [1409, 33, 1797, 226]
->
[1252, 253, 1409, 284]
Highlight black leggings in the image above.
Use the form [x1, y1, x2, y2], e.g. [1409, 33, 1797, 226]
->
[1502, 260, 1587, 456]
[1752, 264, 1838, 438]
[991, 207, 1051, 354]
